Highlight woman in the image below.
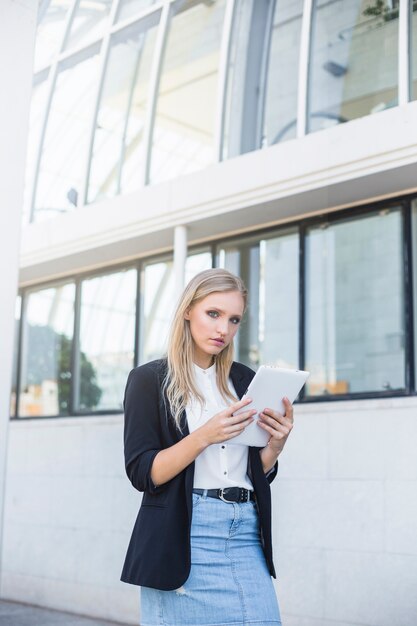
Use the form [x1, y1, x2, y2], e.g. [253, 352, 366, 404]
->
[121, 268, 294, 626]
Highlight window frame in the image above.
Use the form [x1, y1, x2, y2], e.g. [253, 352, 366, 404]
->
[11, 195, 417, 420]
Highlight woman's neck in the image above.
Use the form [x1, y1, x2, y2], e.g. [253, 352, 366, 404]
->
[193, 355, 214, 370]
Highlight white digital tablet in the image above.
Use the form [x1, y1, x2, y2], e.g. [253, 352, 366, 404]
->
[229, 365, 310, 447]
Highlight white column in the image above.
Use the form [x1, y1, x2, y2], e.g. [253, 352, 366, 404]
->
[0, 0, 37, 595]
[173, 225, 188, 301]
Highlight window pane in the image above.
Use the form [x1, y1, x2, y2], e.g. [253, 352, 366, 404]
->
[412, 3, 417, 100]
[18, 283, 75, 417]
[149, 0, 227, 184]
[305, 209, 405, 395]
[34, 0, 73, 71]
[34, 47, 101, 221]
[10, 296, 22, 418]
[23, 78, 49, 224]
[116, 0, 156, 22]
[308, 0, 399, 133]
[64, 0, 113, 50]
[222, 0, 268, 158]
[87, 14, 159, 203]
[77, 269, 137, 411]
[140, 251, 212, 363]
[263, 0, 303, 145]
[218, 231, 299, 370]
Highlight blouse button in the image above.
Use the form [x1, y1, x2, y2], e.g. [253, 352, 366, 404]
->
[224, 471, 227, 475]
[221, 445, 225, 449]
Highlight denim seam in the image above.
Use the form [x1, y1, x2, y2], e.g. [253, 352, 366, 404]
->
[224, 502, 248, 624]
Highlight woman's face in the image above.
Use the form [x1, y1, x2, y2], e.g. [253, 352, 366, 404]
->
[184, 290, 245, 368]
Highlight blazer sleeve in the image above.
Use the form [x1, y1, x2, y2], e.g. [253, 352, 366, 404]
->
[266, 460, 278, 484]
[123, 364, 167, 494]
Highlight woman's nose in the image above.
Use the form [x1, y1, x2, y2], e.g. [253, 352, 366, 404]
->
[216, 322, 228, 336]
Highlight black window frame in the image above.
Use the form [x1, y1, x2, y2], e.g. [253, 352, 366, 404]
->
[10, 195, 416, 420]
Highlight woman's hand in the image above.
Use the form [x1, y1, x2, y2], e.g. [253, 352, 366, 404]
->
[259, 397, 294, 454]
[195, 397, 257, 446]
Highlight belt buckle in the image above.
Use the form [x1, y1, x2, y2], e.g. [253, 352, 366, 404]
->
[218, 488, 233, 503]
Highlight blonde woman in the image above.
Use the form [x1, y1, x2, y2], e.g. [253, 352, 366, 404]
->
[121, 268, 294, 626]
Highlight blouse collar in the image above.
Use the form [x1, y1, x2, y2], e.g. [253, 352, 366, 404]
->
[192, 361, 216, 378]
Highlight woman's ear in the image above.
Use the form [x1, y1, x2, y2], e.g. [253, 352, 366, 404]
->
[184, 307, 191, 320]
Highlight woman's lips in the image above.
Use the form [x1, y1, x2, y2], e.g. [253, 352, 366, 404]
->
[210, 338, 225, 346]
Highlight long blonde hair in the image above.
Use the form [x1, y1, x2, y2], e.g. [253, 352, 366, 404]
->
[162, 268, 248, 430]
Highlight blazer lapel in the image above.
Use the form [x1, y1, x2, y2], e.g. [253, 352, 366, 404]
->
[230, 362, 251, 399]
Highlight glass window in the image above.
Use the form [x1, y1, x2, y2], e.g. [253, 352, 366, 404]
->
[263, 0, 303, 145]
[33, 45, 101, 222]
[116, 0, 156, 23]
[222, 0, 268, 158]
[77, 269, 137, 411]
[64, 0, 113, 50]
[412, 200, 417, 389]
[412, 2, 417, 100]
[308, 0, 399, 133]
[18, 283, 75, 417]
[87, 14, 159, 203]
[23, 78, 49, 224]
[305, 209, 405, 396]
[140, 251, 212, 363]
[10, 296, 22, 418]
[149, 0, 227, 185]
[218, 230, 299, 370]
[34, 0, 73, 71]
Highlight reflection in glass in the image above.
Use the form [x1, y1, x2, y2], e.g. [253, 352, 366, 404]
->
[64, 0, 113, 50]
[308, 0, 399, 133]
[263, 0, 303, 145]
[140, 251, 212, 363]
[222, 0, 254, 159]
[33, 47, 100, 221]
[149, 0, 227, 184]
[412, 3, 417, 100]
[116, 0, 156, 23]
[218, 231, 299, 370]
[87, 15, 159, 203]
[305, 210, 405, 395]
[18, 283, 75, 417]
[10, 296, 22, 417]
[23, 78, 49, 224]
[34, 0, 73, 71]
[77, 269, 137, 411]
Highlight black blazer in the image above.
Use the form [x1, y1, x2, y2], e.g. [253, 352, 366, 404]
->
[120, 357, 278, 590]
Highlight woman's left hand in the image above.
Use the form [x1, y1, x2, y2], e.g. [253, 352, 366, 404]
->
[258, 397, 294, 456]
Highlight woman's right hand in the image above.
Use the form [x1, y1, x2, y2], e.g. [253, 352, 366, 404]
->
[196, 397, 257, 446]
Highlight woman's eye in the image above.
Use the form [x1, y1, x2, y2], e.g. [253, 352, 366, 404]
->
[231, 318, 241, 325]
[207, 310, 219, 318]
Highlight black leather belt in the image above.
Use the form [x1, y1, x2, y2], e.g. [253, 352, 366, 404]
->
[193, 487, 255, 503]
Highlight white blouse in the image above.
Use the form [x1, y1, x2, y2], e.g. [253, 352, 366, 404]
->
[186, 362, 253, 491]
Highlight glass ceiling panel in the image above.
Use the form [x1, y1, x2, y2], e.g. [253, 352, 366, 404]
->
[64, 0, 113, 50]
[308, 0, 399, 133]
[116, 0, 156, 23]
[87, 13, 159, 203]
[23, 78, 49, 224]
[34, 0, 73, 71]
[149, 0, 226, 185]
[33, 46, 101, 221]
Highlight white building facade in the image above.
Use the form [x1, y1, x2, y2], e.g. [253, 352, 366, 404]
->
[1, 1, 417, 625]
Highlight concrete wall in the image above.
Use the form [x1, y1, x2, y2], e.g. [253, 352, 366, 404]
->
[2, 396, 417, 626]
[0, 0, 37, 603]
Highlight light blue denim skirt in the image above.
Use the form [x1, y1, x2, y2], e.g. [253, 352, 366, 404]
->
[140, 492, 281, 626]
